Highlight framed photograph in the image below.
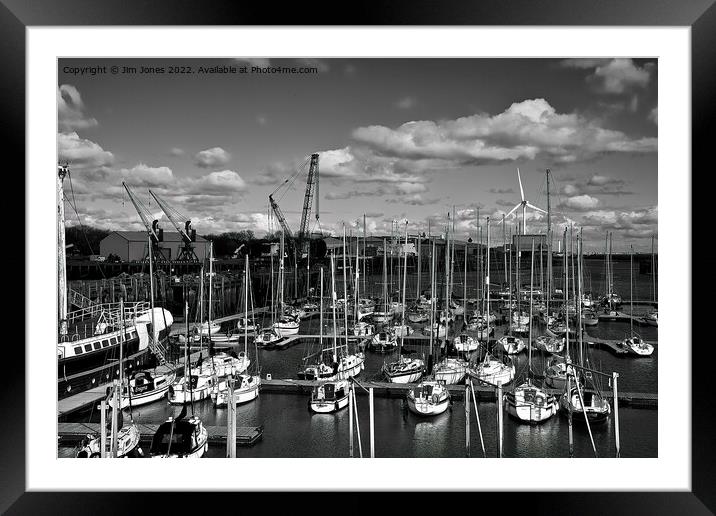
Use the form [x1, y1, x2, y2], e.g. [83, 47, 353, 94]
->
[5, 0, 711, 512]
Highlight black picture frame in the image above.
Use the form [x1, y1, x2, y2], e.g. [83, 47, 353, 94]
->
[4, 0, 712, 513]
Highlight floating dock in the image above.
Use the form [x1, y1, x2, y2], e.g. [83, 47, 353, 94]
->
[57, 422, 263, 447]
[259, 378, 657, 408]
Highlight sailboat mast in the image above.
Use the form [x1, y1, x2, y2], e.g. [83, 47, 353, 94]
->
[429, 239, 436, 373]
[651, 234, 656, 303]
[444, 215, 450, 351]
[208, 240, 214, 356]
[342, 226, 349, 351]
[383, 238, 388, 314]
[244, 254, 249, 357]
[400, 222, 408, 360]
[57, 165, 69, 335]
[577, 229, 584, 365]
[362, 214, 367, 298]
[486, 217, 491, 336]
[355, 234, 360, 322]
[563, 228, 570, 363]
[416, 233, 421, 300]
[148, 234, 156, 348]
[508, 227, 512, 336]
[279, 230, 285, 310]
[546, 169, 552, 319]
[330, 254, 338, 363]
[630, 245, 634, 336]
[463, 235, 468, 317]
[528, 238, 535, 373]
[319, 266, 324, 350]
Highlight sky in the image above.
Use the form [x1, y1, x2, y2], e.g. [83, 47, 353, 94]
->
[58, 58, 658, 253]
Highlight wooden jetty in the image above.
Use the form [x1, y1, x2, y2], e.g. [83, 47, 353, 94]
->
[259, 378, 657, 408]
[57, 422, 263, 447]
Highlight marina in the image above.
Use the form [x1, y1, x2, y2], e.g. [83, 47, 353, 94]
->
[55, 57, 659, 461]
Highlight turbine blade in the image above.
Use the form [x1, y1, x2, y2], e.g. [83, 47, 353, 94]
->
[506, 203, 521, 218]
[517, 168, 525, 201]
[526, 202, 547, 214]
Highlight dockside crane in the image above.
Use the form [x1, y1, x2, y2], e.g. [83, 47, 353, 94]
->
[149, 189, 199, 262]
[268, 152, 321, 260]
[122, 182, 168, 263]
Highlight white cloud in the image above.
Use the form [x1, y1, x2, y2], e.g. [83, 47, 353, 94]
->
[182, 170, 247, 194]
[58, 132, 114, 168]
[563, 194, 600, 211]
[169, 147, 184, 156]
[352, 98, 657, 165]
[58, 84, 98, 132]
[194, 147, 231, 168]
[119, 163, 174, 187]
[589, 59, 652, 94]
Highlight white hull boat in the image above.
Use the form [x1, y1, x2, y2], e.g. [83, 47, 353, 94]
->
[433, 357, 468, 384]
[309, 380, 350, 413]
[393, 324, 414, 337]
[468, 355, 515, 386]
[121, 370, 175, 409]
[407, 380, 450, 416]
[212, 374, 261, 406]
[383, 356, 424, 383]
[76, 423, 142, 458]
[168, 372, 215, 405]
[297, 352, 365, 381]
[352, 321, 375, 337]
[273, 316, 300, 336]
[505, 381, 558, 423]
[371, 331, 397, 352]
[622, 336, 654, 356]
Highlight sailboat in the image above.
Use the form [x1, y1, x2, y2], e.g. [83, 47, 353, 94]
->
[433, 236, 468, 385]
[149, 404, 208, 458]
[621, 246, 655, 356]
[169, 302, 216, 405]
[499, 246, 525, 358]
[273, 231, 300, 336]
[504, 239, 558, 423]
[372, 239, 394, 324]
[468, 216, 515, 386]
[197, 242, 250, 375]
[212, 255, 262, 407]
[298, 255, 365, 381]
[309, 379, 351, 413]
[383, 223, 425, 383]
[559, 229, 612, 425]
[406, 379, 451, 416]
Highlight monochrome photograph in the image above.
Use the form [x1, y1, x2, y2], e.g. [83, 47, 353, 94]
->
[56, 57, 658, 459]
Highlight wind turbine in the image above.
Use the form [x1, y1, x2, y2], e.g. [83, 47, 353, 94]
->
[505, 168, 546, 234]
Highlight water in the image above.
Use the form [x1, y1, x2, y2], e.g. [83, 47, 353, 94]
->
[59, 391, 656, 458]
[60, 257, 657, 458]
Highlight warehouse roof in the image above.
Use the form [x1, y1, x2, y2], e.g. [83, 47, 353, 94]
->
[105, 231, 207, 243]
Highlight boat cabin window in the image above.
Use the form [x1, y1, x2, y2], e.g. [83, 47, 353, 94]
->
[84, 344, 93, 352]
[74, 347, 82, 355]
[93, 342, 101, 350]
[101, 339, 109, 348]
[110, 337, 117, 345]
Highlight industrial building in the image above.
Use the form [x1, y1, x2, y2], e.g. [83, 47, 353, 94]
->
[99, 231, 208, 262]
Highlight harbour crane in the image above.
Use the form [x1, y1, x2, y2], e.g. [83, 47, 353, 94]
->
[268, 152, 320, 259]
[122, 182, 168, 262]
[149, 189, 199, 262]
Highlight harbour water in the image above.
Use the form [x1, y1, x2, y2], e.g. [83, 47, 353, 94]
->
[59, 257, 657, 459]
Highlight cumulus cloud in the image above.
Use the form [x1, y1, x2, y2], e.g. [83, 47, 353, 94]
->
[169, 147, 184, 156]
[352, 98, 657, 165]
[58, 84, 98, 132]
[58, 132, 114, 169]
[194, 147, 231, 168]
[562, 194, 600, 211]
[119, 163, 174, 187]
[181, 170, 247, 194]
[562, 58, 653, 95]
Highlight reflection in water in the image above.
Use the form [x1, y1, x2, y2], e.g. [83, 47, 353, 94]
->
[413, 411, 451, 457]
